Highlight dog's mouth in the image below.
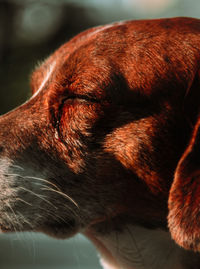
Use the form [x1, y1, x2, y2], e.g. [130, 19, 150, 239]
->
[0, 158, 82, 238]
[0, 196, 81, 239]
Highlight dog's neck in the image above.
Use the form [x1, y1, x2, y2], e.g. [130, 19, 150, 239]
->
[85, 224, 199, 269]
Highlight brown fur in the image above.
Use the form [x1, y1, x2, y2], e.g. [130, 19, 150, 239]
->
[1, 17, 200, 267]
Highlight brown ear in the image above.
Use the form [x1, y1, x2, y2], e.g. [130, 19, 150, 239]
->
[168, 118, 200, 251]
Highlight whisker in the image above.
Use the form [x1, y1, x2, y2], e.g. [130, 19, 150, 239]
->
[39, 208, 76, 226]
[26, 231, 36, 260]
[16, 211, 34, 229]
[24, 176, 61, 191]
[42, 186, 79, 208]
[19, 187, 58, 209]
[4, 212, 18, 233]
[5, 173, 23, 177]
[36, 208, 67, 224]
[11, 165, 24, 171]
[16, 197, 32, 207]
[4, 174, 78, 208]
[34, 213, 44, 223]
[47, 211, 69, 223]
[5, 202, 22, 230]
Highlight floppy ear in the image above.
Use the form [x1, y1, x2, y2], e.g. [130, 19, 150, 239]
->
[168, 69, 200, 251]
[168, 115, 200, 251]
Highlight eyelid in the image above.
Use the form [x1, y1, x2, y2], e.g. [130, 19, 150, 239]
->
[56, 94, 101, 128]
[63, 94, 101, 104]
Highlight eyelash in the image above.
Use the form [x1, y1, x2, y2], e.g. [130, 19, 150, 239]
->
[62, 94, 101, 104]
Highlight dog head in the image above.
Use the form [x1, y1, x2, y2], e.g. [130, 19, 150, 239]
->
[1, 17, 200, 253]
[0, 21, 136, 238]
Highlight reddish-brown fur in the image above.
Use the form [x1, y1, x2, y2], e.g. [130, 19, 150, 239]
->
[1, 17, 200, 267]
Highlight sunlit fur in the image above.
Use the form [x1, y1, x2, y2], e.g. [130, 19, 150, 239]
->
[1, 17, 200, 268]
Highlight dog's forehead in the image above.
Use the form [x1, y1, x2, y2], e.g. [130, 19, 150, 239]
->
[30, 29, 111, 99]
[31, 17, 200, 103]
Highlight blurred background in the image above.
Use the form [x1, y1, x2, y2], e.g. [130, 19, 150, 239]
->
[0, 0, 200, 268]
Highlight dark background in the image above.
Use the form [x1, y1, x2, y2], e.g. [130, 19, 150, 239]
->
[0, 0, 200, 268]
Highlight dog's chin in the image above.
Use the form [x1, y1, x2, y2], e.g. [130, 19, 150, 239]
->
[0, 218, 80, 240]
[38, 219, 80, 239]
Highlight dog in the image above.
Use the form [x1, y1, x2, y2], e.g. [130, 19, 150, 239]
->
[1, 17, 200, 269]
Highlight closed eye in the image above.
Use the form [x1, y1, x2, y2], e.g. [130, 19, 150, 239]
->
[62, 94, 102, 104]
